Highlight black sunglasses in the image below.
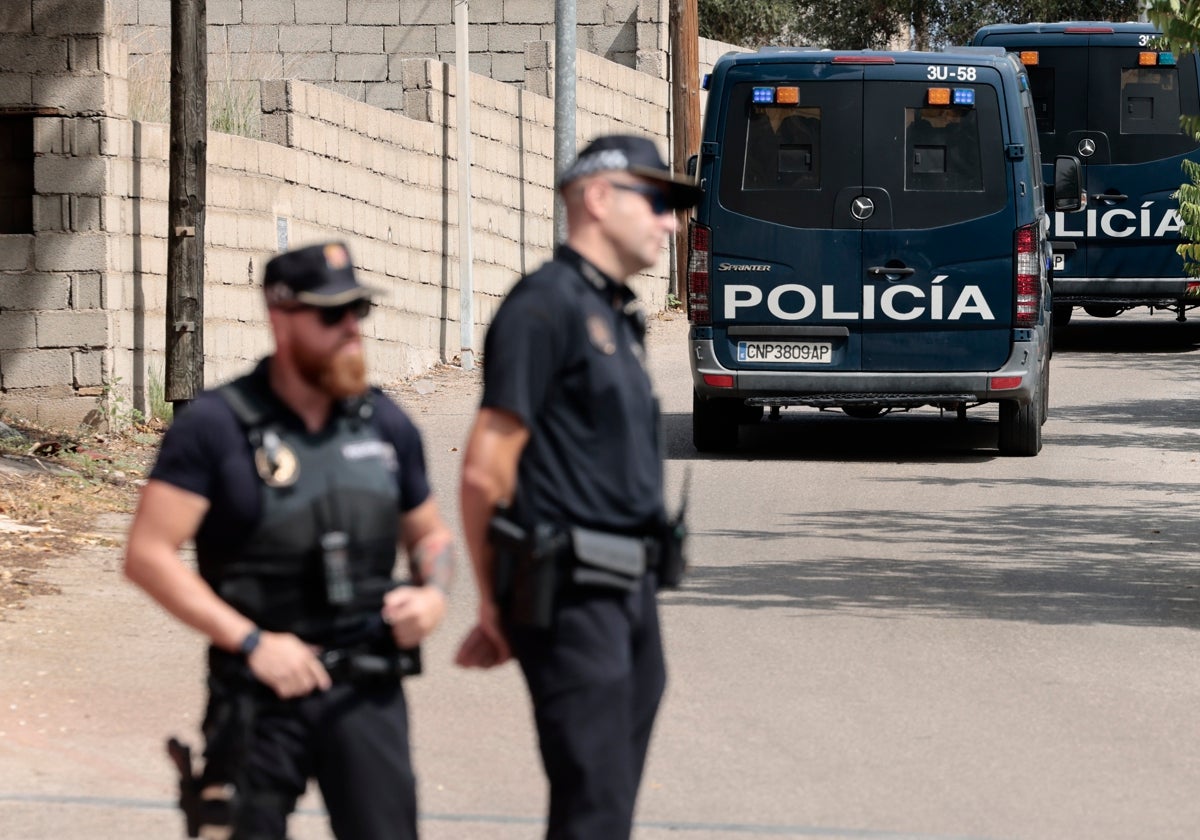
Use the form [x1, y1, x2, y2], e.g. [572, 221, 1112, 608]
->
[607, 181, 673, 216]
[309, 298, 372, 326]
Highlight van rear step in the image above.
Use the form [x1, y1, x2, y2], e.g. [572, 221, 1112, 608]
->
[748, 393, 977, 409]
[1055, 296, 1182, 307]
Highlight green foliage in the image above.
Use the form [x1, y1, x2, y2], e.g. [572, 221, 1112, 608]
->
[98, 376, 146, 429]
[147, 363, 173, 424]
[782, 1, 1140, 52]
[699, 0, 803, 46]
[1148, 1, 1200, 276]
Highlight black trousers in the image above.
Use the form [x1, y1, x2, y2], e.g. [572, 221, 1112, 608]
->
[510, 574, 667, 840]
[203, 676, 417, 840]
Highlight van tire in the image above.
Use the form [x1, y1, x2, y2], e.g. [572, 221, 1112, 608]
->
[693, 391, 739, 452]
[1052, 305, 1072, 328]
[998, 396, 1041, 456]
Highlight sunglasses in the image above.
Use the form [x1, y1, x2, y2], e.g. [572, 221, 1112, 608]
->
[291, 298, 372, 326]
[607, 181, 673, 216]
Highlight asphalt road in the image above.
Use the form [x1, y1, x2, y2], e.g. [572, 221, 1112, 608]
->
[3, 309, 1200, 839]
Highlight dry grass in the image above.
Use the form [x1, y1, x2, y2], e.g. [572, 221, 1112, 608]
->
[0, 418, 160, 620]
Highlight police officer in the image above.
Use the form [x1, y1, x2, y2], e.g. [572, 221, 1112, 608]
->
[455, 135, 701, 839]
[125, 242, 453, 840]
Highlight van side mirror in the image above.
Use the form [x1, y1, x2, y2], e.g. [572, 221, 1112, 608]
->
[686, 154, 698, 177]
[1053, 155, 1084, 213]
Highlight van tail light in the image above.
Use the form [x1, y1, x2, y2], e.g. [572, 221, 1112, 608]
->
[1015, 223, 1040, 326]
[688, 221, 712, 325]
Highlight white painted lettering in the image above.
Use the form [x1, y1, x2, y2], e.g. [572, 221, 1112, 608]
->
[768, 284, 817, 320]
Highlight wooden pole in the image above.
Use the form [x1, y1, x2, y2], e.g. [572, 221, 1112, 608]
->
[670, 0, 700, 301]
[166, 0, 207, 411]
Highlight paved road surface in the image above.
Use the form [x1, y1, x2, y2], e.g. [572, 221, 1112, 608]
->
[3, 311, 1199, 839]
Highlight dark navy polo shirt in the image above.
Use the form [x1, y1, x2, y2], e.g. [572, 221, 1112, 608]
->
[481, 245, 665, 533]
[149, 360, 431, 558]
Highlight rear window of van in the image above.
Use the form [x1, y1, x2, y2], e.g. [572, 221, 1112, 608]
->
[719, 79, 1006, 230]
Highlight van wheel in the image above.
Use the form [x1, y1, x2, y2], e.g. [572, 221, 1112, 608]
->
[1083, 304, 1121, 318]
[998, 397, 1042, 456]
[842, 405, 884, 419]
[1052, 305, 1073, 328]
[693, 392, 739, 452]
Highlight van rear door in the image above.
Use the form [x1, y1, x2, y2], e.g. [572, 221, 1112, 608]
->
[859, 63, 1015, 372]
[1081, 44, 1199, 284]
[711, 62, 865, 373]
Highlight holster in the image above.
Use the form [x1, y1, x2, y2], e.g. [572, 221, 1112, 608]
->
[490, 511, 567, 629]
[656, 514, 687, 589]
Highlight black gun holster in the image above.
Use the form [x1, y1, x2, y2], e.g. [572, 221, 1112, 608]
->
[489, 509, 686, 628]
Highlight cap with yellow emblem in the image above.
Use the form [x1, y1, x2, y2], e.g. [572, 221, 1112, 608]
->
[263, 242, 377, 308]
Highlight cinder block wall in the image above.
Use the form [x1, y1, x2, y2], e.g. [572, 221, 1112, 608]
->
[112, 0, 670, 122]
[95, 46, 670, 419]
[0, 0, 130, 428]
[1, 4, 731, 429]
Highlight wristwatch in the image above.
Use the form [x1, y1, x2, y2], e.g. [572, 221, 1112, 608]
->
[238, 627, 262, 658]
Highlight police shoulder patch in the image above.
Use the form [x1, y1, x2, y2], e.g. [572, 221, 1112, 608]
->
[587, 313, 617, 355]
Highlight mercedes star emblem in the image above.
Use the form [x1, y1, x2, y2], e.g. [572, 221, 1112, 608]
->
[1078, 138, 1096, 157]
[851, 196, 875, 221]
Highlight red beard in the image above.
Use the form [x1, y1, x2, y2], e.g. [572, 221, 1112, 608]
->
[319, 348, 368, 399]
[295, 342, 368, 399]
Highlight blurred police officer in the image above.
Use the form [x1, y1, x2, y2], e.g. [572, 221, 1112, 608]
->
[125, 242, 453, 840]
[456, 135, 701, 839]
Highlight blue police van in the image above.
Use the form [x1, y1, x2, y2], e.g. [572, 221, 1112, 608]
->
[972, 22, 1200, 324]
[687, 47, 1083, 456]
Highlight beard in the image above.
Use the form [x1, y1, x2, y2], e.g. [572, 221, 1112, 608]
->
[295, 342, 368, 399]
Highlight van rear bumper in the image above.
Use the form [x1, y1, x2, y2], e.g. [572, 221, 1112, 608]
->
[1052, 276, 1193, 299]
[689, 335, 1042, 406]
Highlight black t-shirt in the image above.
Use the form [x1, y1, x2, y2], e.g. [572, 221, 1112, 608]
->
[481, 246, 664, 533]
[149, 362, 431, 559]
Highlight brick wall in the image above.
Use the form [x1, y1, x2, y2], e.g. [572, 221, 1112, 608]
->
[113, 0, 671, 125]
[0, 0, 130, 428]
[0, 5, 725, 429]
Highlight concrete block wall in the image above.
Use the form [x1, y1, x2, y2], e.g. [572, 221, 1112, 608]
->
[0, 0, 130, 429]
[1, 5, 684, 428]
[114, 0, 670, 124]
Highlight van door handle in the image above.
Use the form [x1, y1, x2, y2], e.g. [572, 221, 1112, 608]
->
[1091, 193, 1128, 203]
[867, 266, 915, 277]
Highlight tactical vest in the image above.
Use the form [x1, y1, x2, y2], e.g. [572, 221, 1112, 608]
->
[210, 372, 400, 645]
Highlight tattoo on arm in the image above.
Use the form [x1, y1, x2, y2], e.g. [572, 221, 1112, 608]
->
[410, 539, 454, 595]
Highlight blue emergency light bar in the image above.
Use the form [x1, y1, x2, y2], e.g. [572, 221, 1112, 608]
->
[1160, 52, 1177, 66]
[952, 88, 975, 106]
[752, 86, 775, 104]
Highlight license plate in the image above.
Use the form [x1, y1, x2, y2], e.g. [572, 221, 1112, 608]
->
[737, 341, 832, 364]
[1053, 254, 1065, 271]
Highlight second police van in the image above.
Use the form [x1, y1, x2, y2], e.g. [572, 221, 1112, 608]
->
[687, 47, 1084, 456]
[973, 22, 1200, 324]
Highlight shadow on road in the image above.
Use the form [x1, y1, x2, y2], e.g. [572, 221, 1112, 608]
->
[665, 478, 1200, 628]
[1055, 316, 1200, 355]
[663, 410, 1003, 463]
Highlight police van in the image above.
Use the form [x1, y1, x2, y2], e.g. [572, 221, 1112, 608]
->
[972, 22, 1200, 324]
[687, 47, 1083, 456]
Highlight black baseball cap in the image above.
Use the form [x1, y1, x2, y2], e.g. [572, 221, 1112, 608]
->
[263, 242, 376, 307]
[557, 134, 702, 210]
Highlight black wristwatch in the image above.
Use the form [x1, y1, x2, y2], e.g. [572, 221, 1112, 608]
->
[238, 627, 262, 658]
